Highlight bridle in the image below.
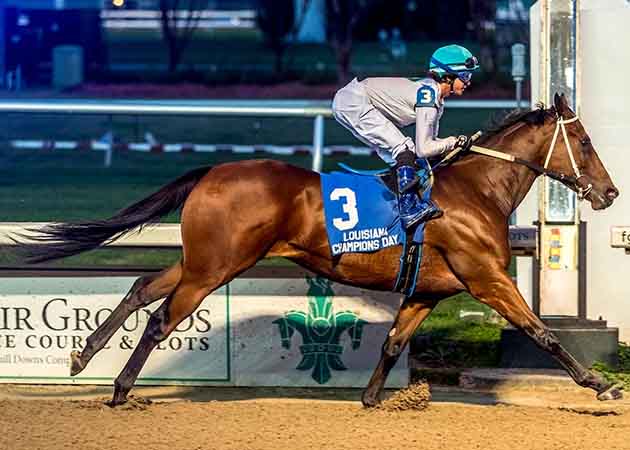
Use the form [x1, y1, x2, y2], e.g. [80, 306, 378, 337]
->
[542, 115, 593, 200]
[438, 115, 593, 200]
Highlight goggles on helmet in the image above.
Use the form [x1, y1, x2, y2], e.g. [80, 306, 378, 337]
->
[458, 71, 473, 83]
[464, 56, 479, 69]
[430, 56, 476, 84]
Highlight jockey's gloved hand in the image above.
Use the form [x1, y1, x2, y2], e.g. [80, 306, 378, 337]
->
[455, 135, 474, 152]
[394, 150, 417, 168]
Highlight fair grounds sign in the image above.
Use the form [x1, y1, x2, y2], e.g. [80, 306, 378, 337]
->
[0, 223, 409, 388]
[611, 227, 630, 255]
[0, 273, 407, 388]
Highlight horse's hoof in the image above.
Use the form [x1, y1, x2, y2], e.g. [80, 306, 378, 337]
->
[597, 384, 623, 401]
[69, 351, 84, 376]
[105, 395, 128, 408]
[105, 399, 126, 408]
[361, 391, 380, 408]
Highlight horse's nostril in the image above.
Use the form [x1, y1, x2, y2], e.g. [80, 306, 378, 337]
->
[606, 188, 619, 200]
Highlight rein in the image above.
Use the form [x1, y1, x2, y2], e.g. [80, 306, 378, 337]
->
[438, 116, 593, 200]
[469, 144, 582, 194]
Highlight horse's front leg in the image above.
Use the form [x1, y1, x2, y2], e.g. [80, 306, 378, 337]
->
[451, 258, 622, 401]
[362, 298, 436, 407]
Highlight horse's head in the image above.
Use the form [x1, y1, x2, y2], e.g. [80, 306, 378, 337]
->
[543, 93, 619, 210]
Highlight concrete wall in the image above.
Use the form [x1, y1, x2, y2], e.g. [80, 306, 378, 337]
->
[579, 4, 630, 340]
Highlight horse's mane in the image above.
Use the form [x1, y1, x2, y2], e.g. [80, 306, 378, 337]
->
[477, 102, 556, 144]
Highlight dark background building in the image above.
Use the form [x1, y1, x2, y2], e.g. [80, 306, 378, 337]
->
[2, 0, 105, 86]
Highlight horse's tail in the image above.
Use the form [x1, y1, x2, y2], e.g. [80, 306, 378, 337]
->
[12, 166, 212, 264]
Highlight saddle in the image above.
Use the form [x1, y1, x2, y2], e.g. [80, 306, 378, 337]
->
[324, 138, 478, 296]
[324, 159, 436, 297]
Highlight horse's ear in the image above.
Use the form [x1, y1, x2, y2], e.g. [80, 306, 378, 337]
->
[553, 92, 569, 115]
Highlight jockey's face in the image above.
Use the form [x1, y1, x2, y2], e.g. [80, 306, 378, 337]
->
[440, 76, 469, 98]
[452, 77, 469, 95]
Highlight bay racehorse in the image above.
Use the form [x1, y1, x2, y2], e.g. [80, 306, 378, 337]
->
[14, 93, 621, 406]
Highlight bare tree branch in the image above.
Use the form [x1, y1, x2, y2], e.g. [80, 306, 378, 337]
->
[326, 0, 377, 84]
[257, 0, 295, 75]
[160, 0, 209, 73]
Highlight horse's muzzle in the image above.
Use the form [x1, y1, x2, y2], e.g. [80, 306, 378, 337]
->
[606, 187, 620, 202]
[589, 186, 618, 210]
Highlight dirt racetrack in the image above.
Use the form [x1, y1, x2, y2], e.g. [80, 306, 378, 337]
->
[1, 383, 630, 450]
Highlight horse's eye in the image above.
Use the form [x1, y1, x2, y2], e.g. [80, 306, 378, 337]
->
[580, 138, 591, 149]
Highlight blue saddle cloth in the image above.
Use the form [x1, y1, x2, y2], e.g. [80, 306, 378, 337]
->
[320, 169, 430, 257]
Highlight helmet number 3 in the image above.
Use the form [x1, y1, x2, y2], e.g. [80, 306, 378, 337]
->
[330, 188, 359, 231]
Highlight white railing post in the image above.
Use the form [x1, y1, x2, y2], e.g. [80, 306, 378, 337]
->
[104, 140, 113, 168]
[312, 114, 324, 173]
[104, 117, 113, 168]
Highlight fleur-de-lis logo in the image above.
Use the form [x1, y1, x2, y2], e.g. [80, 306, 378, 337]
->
[273, 276, 368, 384]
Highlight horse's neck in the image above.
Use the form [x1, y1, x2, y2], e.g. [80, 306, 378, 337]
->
[451, 126, 547, 218]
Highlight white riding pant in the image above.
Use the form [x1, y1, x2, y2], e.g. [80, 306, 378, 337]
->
[332, 78, 414, 166]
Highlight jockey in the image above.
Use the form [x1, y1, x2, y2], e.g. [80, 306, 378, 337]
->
[332, 44, 479, 229]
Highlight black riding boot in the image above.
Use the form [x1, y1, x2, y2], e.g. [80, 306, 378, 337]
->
[393, 151, 442, 229]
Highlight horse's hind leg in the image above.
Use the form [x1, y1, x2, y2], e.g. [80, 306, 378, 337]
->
[109, 272, 218, 406]
[70, 262, 182, 376]
[362, 297, 437, 407]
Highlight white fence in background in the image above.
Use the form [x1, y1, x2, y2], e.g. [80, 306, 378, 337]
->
[101, 9, 256, 30]
[0, 223, 537, 249]
[0, 99, 529, 171]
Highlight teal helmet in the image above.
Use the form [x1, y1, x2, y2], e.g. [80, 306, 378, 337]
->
[429, 45, 479, 83]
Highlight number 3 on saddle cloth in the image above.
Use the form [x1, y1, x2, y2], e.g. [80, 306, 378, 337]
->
[320, 159, 433, 297]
